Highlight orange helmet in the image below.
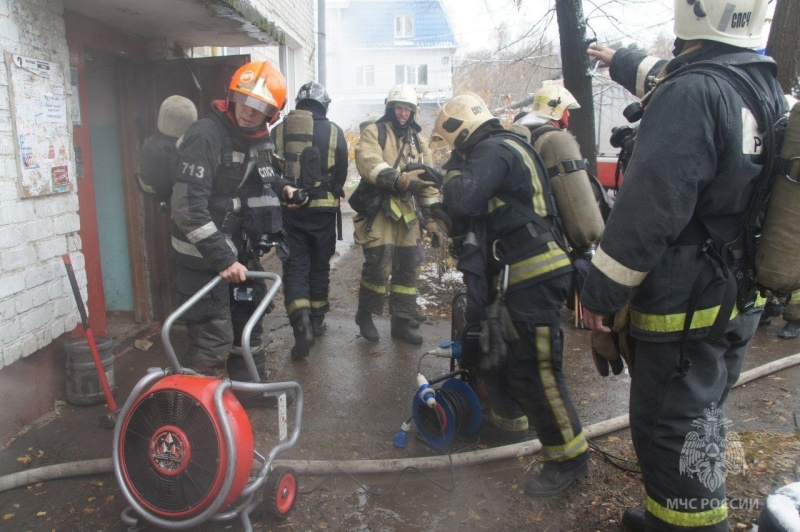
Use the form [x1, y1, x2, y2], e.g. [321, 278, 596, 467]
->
[227, 61, 287, 124]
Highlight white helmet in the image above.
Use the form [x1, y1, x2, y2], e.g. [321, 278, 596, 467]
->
[532, 80, 580, 122]
[386, 83, 418, 109]
[673, 0, 768, 49]
[431, 92, 496, 149]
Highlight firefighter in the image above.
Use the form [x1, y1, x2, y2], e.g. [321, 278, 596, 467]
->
[516, 81, 606, 315]
[353, 84, 440, 344]
[580, 1, 786, 529]
[432, 92, 590, 497]
[487, 83, 607, 444]
[170, 61, 303, 407]
[271, 82, 349, 359]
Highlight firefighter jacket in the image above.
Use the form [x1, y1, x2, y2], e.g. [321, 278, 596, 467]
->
[170, 102, 292, 273]
[442, 121, 572, 320]
[581, 43, 786, 342]
[271, 101, 349, 211]
[607, 47, 668, 99]
[354, 117, 438, 227]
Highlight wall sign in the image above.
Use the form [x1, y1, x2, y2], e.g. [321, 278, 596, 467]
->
[5, 52, 72, 198]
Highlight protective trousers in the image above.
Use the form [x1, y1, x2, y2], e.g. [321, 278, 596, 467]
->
[282, 210, 337, 321]
[629, 308, 760, 531]
[781, 289, 800, 321]
[488, 273, 588, 463]
[175, 265, 266, 381]
[354, 209, 421, 319]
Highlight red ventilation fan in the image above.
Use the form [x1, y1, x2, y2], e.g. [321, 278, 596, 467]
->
[113, 271, 303, 530]
[117, 374, 254, 519]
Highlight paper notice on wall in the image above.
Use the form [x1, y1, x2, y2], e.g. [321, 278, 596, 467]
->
[5, 53, 72, 198]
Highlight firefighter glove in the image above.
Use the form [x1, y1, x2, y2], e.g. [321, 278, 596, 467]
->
[405, 163, 444, 188]
[394, 168, 430, 193]
[425, 219, 444, 248]
[375, 168, 400, 190]
[430, 203, 453, 234]
[479, 296, 519, 371]
[589, 304, 631, 377]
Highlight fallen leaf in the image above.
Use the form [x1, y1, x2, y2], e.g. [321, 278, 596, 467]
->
[2, 513, 13, 520]
[17, 455, 32, 466]
[134, 338, 153, 351]
[36, 512, 46, 517]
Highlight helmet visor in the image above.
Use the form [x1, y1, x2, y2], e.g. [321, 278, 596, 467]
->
[228, 90, 280, 123]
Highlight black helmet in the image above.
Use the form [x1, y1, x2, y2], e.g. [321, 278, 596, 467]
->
[295, 82, 331, 111]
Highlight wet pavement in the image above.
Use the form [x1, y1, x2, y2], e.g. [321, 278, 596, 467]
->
[0, 208, 799, 531]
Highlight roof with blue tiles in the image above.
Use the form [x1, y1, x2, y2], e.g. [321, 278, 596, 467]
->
[337, 0, 456, 48]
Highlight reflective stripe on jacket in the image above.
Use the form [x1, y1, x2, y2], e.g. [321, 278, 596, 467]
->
[581, 45, 785, 341]
[443, 124, 571, 297]
[355, 119, 438, 225]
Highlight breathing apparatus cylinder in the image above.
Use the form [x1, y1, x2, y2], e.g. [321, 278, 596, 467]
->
[534, 130, 605, 252]
[283, 109, 314, 183]
[755, 101, 800, 295]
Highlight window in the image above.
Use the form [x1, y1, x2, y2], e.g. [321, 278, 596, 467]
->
[395, 64, 428, 85]
[394, 13, 413, 38]
[356, 65, 374, 87]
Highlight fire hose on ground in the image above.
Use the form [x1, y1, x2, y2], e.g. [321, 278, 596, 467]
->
[0, 351, 798, 493]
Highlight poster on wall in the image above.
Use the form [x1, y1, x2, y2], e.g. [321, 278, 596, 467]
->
[5, 52, 72, 198]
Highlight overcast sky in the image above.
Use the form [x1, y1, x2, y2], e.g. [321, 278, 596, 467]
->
[439, 0, 775, 56]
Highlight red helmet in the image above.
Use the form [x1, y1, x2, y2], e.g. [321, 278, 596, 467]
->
[227, 61, 287, 124]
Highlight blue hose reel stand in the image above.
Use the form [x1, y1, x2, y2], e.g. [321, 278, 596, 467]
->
[411, 372, 482, 449]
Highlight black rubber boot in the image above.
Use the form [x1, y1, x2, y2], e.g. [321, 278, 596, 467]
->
[290, 309, 314, 359]
[390, 316, 423, 345]
[311, 315, 327, 337]
[621, 506, 646, 532]
[356, 309, 379, 342]
[409, 310, 427, 329]
[778, 320, 800, 339]
[524, 454, 589, 498]
[479, 422, 530, 446]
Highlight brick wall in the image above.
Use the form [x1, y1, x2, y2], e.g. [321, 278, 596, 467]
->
[0, 0, 81, 370]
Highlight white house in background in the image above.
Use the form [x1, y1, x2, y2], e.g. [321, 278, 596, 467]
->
[325, 0, 457, 131]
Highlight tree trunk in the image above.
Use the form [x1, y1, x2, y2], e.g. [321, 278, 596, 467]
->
[766, 0, 800, 96]
[555, 0, 596, 173]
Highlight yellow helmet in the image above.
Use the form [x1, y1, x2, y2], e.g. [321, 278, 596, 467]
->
[431, 92, 496, 149]
[532, 80, 580, 122]
[674, 0, 768, 49]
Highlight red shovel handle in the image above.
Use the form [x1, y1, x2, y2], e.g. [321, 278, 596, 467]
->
[62, 254, 117, 411]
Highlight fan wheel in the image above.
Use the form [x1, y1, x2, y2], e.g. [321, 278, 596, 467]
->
[263, 466, 297, 520]
[117, 375, 253, 520]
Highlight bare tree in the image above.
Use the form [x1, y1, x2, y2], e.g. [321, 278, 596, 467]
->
[556, 0, 597, 172]
[453, 41, 562, 119]
[766, 0, 800, 97]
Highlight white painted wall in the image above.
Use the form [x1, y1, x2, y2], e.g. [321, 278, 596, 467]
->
[0, 0, 82, 369]
[0, 0, 317, 371]
[215, 0, 318, 119]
